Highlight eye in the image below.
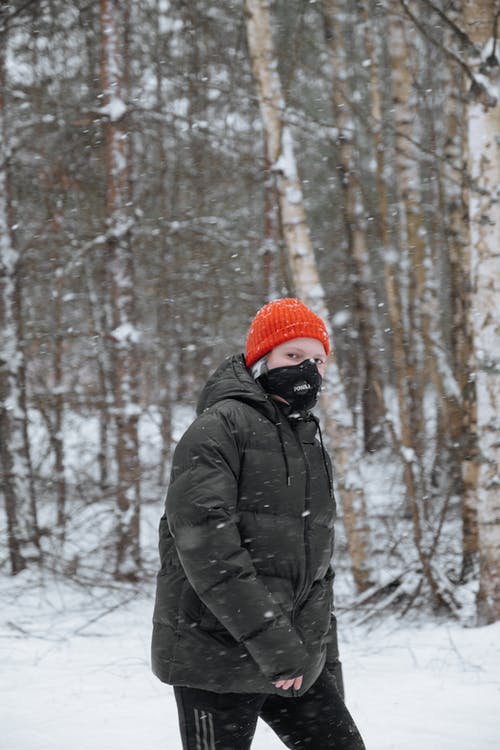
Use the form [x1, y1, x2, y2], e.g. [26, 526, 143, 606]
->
[314, 357, 325, 365]
[287, 352, 299, 359]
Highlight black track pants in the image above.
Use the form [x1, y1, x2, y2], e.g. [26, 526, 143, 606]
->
[173, 668, 366, 750]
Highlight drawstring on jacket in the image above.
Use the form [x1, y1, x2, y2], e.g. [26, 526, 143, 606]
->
[270, 399, 333, 496]
[312, 415, 334, 498]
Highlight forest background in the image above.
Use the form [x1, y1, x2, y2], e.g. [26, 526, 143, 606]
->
[1, 0, 499, 628]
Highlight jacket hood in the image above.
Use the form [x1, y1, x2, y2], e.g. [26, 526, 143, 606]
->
[196, 354, 274, 418]
[196, 355, 331, 495]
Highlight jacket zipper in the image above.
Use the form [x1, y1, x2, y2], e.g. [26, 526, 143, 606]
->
[290, 422, 311, 620]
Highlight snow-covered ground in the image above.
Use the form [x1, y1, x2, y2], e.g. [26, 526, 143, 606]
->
[2, 574, 499, 750]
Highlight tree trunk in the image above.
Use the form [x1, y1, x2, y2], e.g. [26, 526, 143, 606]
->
[370, 4, 453, 608]
[154, 1, 175, 482]
[262, 143, 282, 300]
[245, 0, 372, 592]
[0, 10, 39, 573]
[84, 254, 113, 493]
[464, 0, 500, 623]
[366, 3, 417, 485]
[439, 11, 479, 578]
[41, 193, 67, 537]
[389, 12, 426, 480]
[100, 0, 141, 580]
[323, 0, 386, 454]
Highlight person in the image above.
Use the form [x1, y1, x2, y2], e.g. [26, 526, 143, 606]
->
[152, 298, 366, 750]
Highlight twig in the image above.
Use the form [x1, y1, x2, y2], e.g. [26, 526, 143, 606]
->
[72, 594, 137, 635]
[0, 0, 39, 35]
[6, 620, 31, 636]
[397, 0, 476, 84]
[351, 580, 413, 626]
[418, 0, 478, 54]
[5, 621, 63, 642]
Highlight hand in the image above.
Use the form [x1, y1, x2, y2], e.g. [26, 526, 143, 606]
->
[273, 675, 303, 691]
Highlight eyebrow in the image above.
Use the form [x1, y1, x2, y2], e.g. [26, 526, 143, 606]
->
[285, 347, 325, 358]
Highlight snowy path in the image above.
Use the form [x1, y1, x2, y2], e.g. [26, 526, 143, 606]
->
[1, 581, 499, 750]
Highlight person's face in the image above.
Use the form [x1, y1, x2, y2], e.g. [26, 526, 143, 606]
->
[266, 337, 328, 378]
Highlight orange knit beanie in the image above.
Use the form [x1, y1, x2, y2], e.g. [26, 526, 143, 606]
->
[245, 298, 330, 368]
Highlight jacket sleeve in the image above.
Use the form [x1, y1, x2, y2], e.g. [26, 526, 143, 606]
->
[325, 610, 345, 700]
[166, 409, 309, 681]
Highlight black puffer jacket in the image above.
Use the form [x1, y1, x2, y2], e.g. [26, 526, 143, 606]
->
[151, 355, 341, 696]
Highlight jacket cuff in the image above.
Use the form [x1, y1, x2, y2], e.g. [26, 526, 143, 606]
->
[243, 617, 309, 680]
[326, 660, 345, 700]
[326, 611, 340, 662]
[325, 611, 344, 699]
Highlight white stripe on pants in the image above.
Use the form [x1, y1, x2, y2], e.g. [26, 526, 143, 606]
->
[194, 708, 215, 750]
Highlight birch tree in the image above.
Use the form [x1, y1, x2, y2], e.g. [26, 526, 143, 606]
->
[463, 0, 500, 623]
[245, 0, 372, 592]
[388, 12, 426, 493]
[100, 0, 142, 580]
[427, 4, 479, 581]
[0, 8, 39, 573]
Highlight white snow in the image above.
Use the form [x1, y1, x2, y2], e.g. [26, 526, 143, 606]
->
[111, 322, 141, 344]
[1, 575, 499, 750]
[401, 446, 417, 463]
[273, 127, 298, 180]
[99, 95, 127, 122]
[332, 309, 351, 327]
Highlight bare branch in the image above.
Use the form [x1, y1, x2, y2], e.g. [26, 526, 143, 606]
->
[397, 0, 476, 85]
[418, 0, 478, 54]
[0, 0, 40, 35]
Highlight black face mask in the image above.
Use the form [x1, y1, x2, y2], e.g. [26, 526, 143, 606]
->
[257, 358, 322, 413]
